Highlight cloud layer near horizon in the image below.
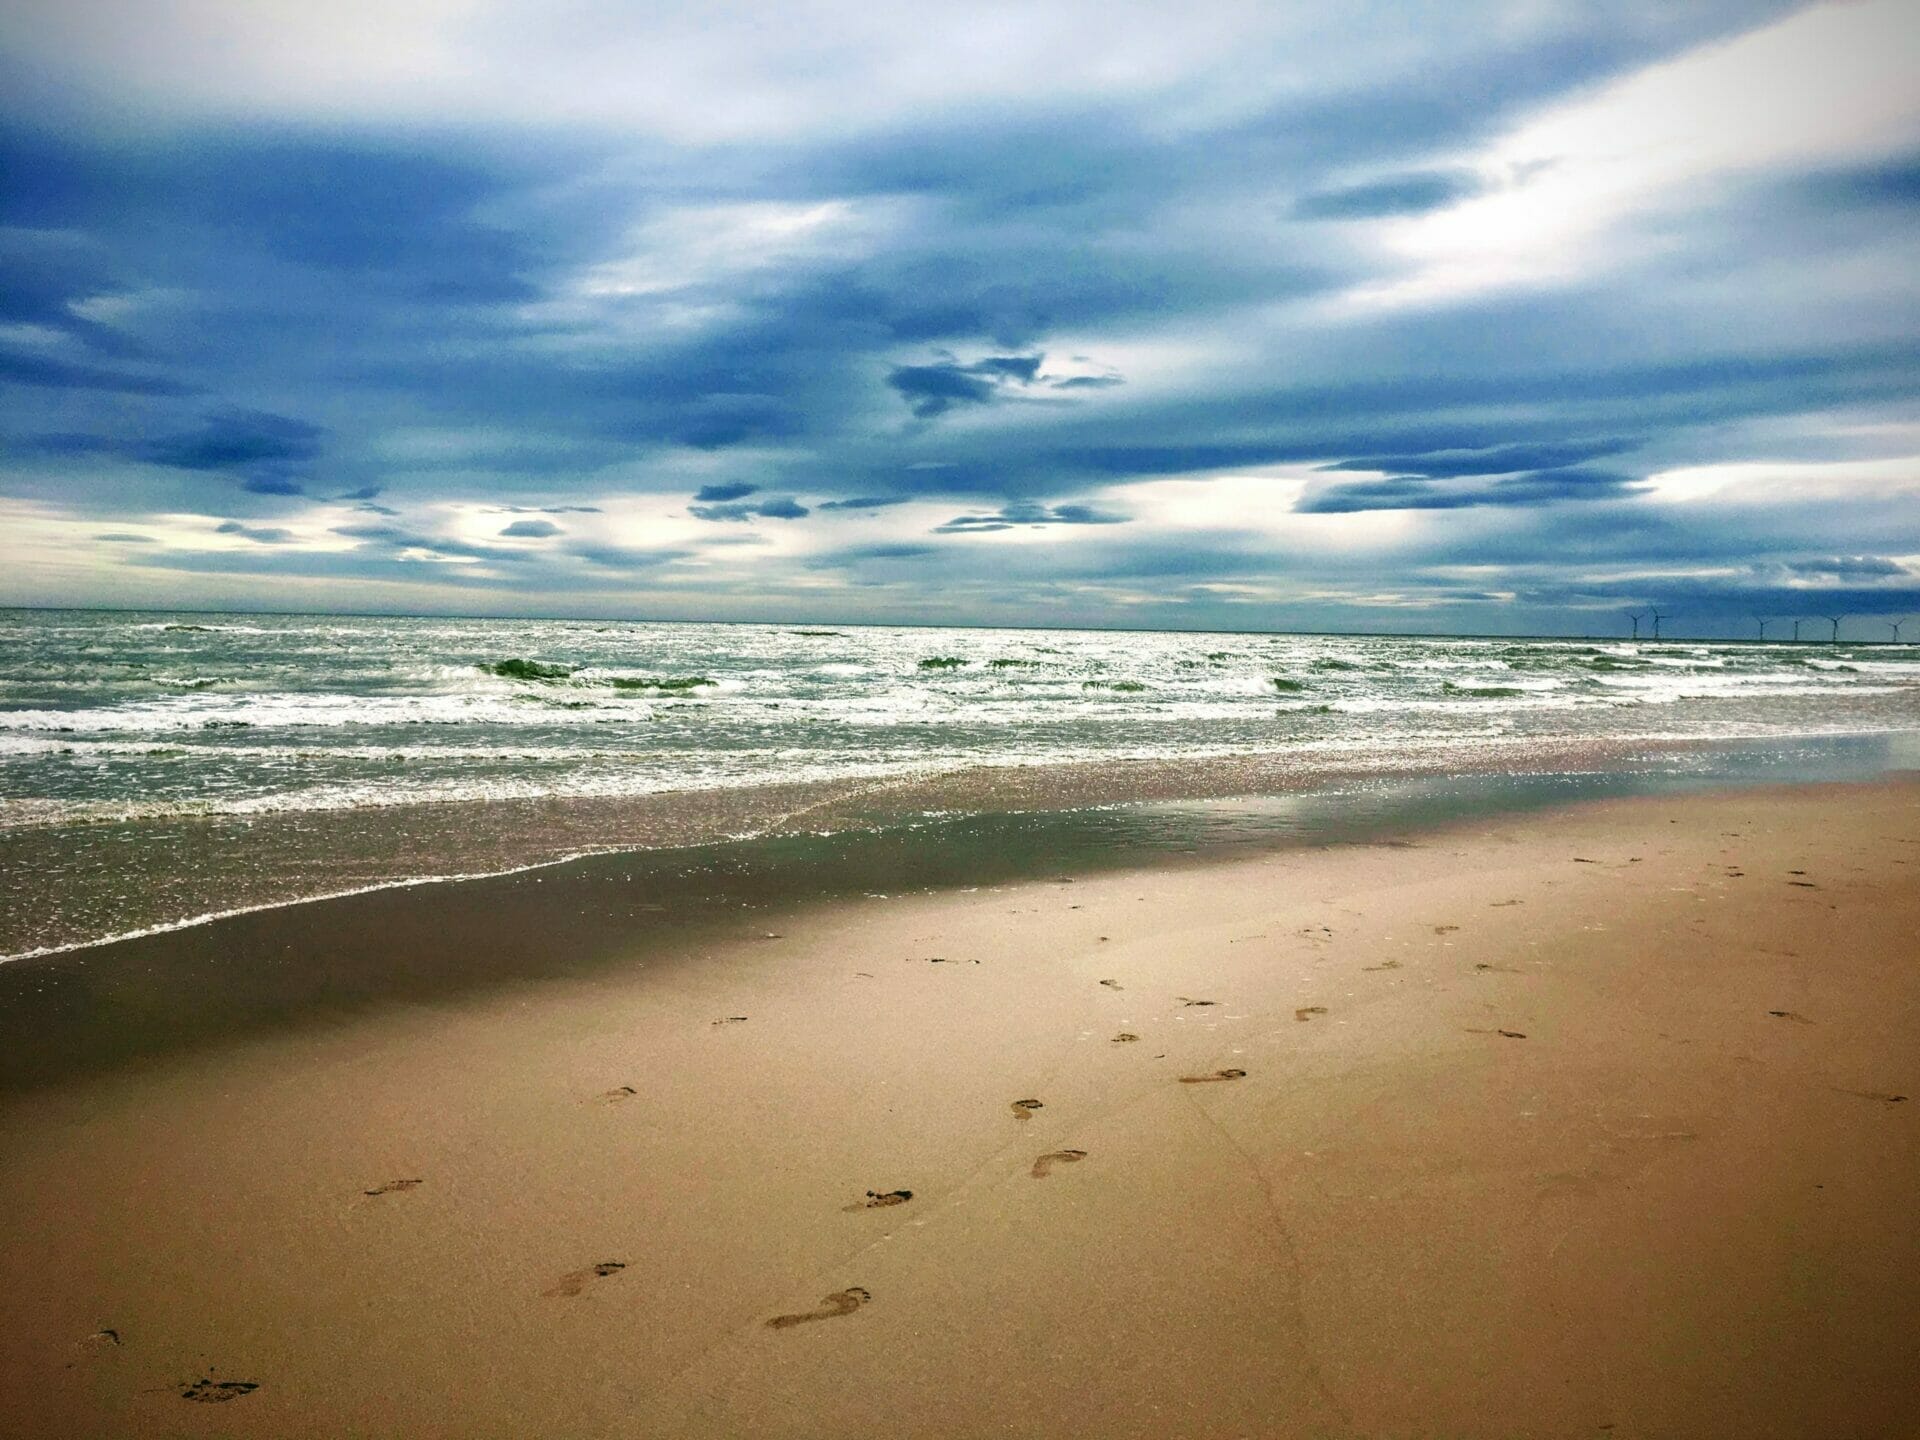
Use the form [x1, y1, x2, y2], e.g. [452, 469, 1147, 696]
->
[2, 0, 1918, 634]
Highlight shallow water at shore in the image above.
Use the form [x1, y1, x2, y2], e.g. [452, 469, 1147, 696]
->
[5, 728, 1919, 960]
[3, 732, 1914, 1092]
[4, 605, 1917, 958]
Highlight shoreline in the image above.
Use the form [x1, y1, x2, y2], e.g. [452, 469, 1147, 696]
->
[2, 774, 1915, 1436]
[6, 726, 1915, 961]
[2, 752, 1915, 1096]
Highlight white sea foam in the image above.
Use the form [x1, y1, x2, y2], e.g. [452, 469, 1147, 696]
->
[2, 612, 1915, 830]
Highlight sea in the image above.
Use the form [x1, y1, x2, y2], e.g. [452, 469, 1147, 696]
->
[3, 607, 1917, 958]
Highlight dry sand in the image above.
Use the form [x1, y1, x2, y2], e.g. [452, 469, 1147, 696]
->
[1, 779, 1916, 1438]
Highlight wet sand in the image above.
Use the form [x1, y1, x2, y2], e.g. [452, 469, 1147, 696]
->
[1, 779, 1915, 1437]
[0, 730, 1799, 960]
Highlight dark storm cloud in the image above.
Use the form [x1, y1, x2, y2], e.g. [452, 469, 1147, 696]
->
[693, 483, 759, 503]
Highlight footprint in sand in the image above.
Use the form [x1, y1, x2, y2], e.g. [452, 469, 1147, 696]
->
[1031, 1149, 1088, 1178]
[1011, 1098, 1044, 1120]
[1177, 996, 1217, 1007]
[1466, 1027, 1527, 1039]
[179, 1378, 258, 1404]
[842, 1190, 912, 1211]
[1179, 1069, 1247, 1084]
[84, 1329, 122, 1348]
[1433, 925, 1459, 935]
[712, 1016, 749, 1026]
[1786, 880, 1819, 889]
[1294, 1006, 1327, 1022]
[1362, 960, 1401, 972]
[595, 1085, 637, 1105]
[1099, 978, 1123, 990]
[767, 1287, 870, 1330]
[1833, 1088, 1908, 1104]
[1768, 1010, 1815, 1024]
[544, 1261, 627, 1297]
[363, 1179, 423, 1197]
[1490, 899, 1523, 908]
[1112, 1032, 1140, 1043]
[1474, 962, 1520, 973]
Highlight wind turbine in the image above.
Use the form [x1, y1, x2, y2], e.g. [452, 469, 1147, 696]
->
[1889, 619, 1906, 643]
[1825, 614, 1845, 643]
[1752, 615, 1771, 641]
[1791, 619, 1803, 643]
[1624, 610, 1644, 640]
[1649, 608, 1668, 641]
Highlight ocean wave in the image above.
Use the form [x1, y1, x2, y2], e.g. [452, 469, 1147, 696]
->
[4, 615, 1916, 832]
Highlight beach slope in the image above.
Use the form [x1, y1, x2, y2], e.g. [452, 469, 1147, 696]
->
[1, 780, 1915, 1437]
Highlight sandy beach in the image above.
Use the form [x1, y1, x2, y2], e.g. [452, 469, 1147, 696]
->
[2, 777, 1916, 1438]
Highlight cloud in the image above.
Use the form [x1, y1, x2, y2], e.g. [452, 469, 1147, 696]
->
[1778, 555, 1908, 580]
[1318, 439, 1639, 478]
[1296, 467, 1645, 513]
[815, 494, 914, 510]
[0, 347, 191, 394]
[1293, 169, 1483, 219]
[935, 500, 1130, 533]
[241, 475, 306, 495]
[329, 522, 528, 562]
[4, 2, 1918, 632]
[142, 409, 321, 473]
[570, 542, 691, 570]
[886, 354, 1045, 418]
[215, 519, 295, 544]
[499, 518, 562, 537]
[91, 531, 154, 542]
[688, 494, 811, 522]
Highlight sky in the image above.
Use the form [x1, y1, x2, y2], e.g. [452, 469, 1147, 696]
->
[1, 0, 1917, 636]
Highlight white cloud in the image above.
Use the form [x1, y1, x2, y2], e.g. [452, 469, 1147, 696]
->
[1349, 0, 1920, 308]
[1641, 453, 1920, 504]
[7, 1, 1767, 143]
